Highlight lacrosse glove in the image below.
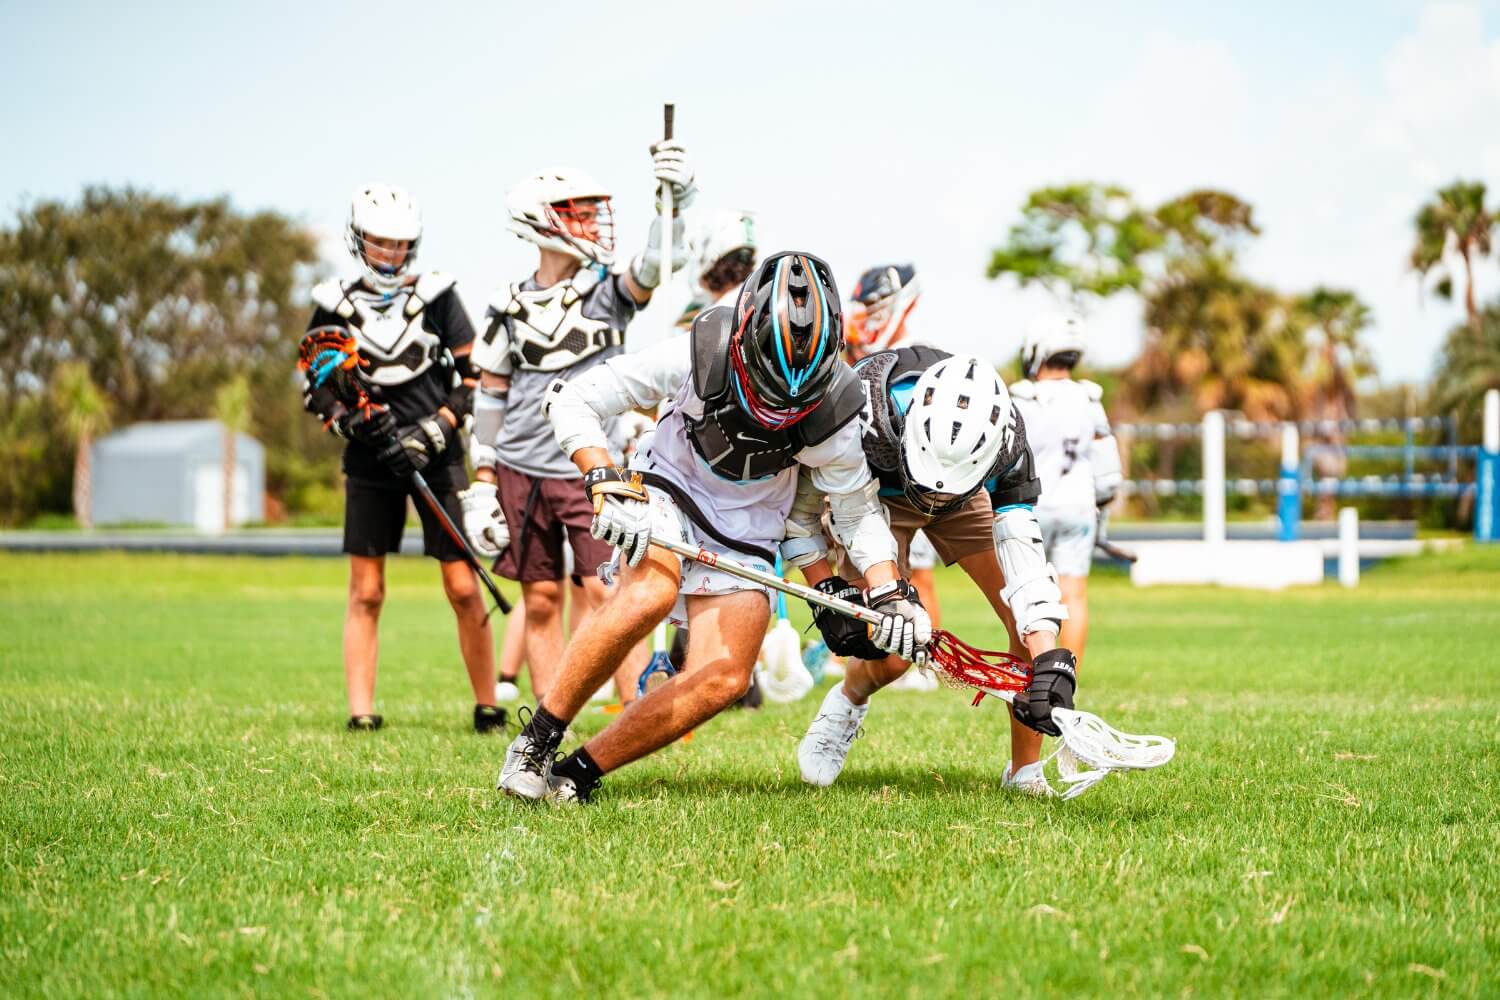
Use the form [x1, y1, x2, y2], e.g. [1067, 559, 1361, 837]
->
[865, 579, 932, 662]
[457, 481, 510, 558]
[809, 577, 886, 661]
[1011, 647, 1077, 737]
[380, 413, 454, 479]
[584, 466, 652, 567]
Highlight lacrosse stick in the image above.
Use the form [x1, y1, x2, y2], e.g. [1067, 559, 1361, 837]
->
[636, 622, 678, 697]
[756, 558, 815, 703]
[1095, 508, 1138, 564]
[647, 536, 1175, 794]
[659, 103, 675, 292]
[297, 328, 512, 617]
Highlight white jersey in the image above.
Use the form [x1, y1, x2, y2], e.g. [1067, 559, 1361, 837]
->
[1010, 378, 1111, 510]
[548, 334, 882, 562]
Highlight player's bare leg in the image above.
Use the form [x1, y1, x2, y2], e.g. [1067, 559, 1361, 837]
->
[439, 559, 499, 718]
[955, 549, 1046, 772]
[496, 601, 527, 700]
[911, 566, 942, 629]
[344, 555, 385, 720]
[1057, 574, 1088, 665]
[519, 578, 565, 701]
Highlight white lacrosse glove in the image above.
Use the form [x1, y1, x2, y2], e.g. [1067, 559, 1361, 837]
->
[864, 579, 932, 661]
[630, 212, 690, 290]
[650, 140, 697, 213]
[584, 466, 652, 568]
[457, 481, 509, 558]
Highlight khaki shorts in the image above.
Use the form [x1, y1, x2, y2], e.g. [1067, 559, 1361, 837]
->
[884, 492, 995, 576]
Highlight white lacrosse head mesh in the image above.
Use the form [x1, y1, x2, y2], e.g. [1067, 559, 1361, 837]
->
[1052, 708, 1176, 771]
[756, 619, 814, 703]
[902, 355, 1016, 499]
[1021, 313, 1087, 377]
[506, 167, 614, 263]
[1042, 743, 1114, 800]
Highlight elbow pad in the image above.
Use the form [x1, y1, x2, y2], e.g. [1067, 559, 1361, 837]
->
[781, 473, 831, 569]
[470, 386, 507, 469]
[544, 377, 612, 458]
[828, 480, 897, 576]
[1090, 434, 1123, 505]
[993, 506, 1067, 637]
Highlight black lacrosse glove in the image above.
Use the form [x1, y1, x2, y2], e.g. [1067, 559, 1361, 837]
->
[345, 404, 397, 447]
[379, 413, 454, 479]
[809, 576, 886, 661]
[1011, 647, 1077, 737]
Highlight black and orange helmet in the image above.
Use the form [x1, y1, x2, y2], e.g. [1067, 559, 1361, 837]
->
[729, 251, 844, 427]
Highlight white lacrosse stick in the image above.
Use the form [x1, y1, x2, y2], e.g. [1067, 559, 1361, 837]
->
[648, 535, 1176, 796]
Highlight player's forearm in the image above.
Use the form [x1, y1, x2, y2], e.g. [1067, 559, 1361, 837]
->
[570, 446, 613, 476]
[1023, 630, 1056, 660]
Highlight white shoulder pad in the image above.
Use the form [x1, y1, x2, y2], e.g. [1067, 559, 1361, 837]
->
[487, 284, 522, 318]
[1009, 379, 1037, 400]
[1078, 379, 1104, 402]
[310, 278, 349, 314]
[414, 271, 457, 301]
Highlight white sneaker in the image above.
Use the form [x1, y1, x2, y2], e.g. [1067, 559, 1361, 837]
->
[1002, 760, 1056, 798]
[496, 730, 555, 800]
[495, 679, 521, 703]
[798, 685, 869, 787]
[545, 774, 594, 806]
[888, 666, 939, 692]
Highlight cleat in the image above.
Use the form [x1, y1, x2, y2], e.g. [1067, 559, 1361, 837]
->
[473, 704, 509, 734]
[346, 714, 383, 732]
[545, 772, 598, 805]
[798, 685, 868, 787]
[497, 726, 557, 800]
[495, 679, 522, 702]
[1002, 760, 1056, 798]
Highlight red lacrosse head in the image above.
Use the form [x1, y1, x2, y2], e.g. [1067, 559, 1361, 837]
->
[926, 630, 1031, 699]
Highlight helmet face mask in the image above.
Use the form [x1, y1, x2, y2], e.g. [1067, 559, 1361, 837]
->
[847, 264, 919, 356]
[543, 196, 615, 262]
[346, 183, 422, 294]
[507, 168, 615, 265]
[729, 251, 844, 428]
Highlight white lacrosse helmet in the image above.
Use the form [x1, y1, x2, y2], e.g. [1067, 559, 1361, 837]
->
[346, 183, 422, 294]
[506, 167, 615, 265]
[901, 354, 1015, 515]
[1020, 313, 1087, 378]
[692, 209, 757, 291]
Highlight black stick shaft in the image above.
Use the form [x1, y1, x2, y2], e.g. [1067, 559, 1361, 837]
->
[663, 103, 674, 140]
[411, 470, 513, 616]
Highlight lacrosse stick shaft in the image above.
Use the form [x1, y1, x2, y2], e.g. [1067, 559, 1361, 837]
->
[410, 470, 513, 616]
[659, 103, 675, 289]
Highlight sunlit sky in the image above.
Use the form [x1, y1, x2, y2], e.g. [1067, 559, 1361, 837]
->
[5, 0, 1500, 382]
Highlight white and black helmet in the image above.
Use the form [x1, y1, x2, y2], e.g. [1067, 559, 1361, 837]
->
[692, 208, 758, 293]
[506, 167, 615, 265]
[901, 354, 1016, 515]
[346, 183, 422, 294]
[1020, 313, 1087, 378]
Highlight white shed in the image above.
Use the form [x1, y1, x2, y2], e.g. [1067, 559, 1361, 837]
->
[90, 420, 265, 532]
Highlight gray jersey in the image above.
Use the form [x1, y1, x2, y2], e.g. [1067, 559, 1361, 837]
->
[485, 271, 638, 479]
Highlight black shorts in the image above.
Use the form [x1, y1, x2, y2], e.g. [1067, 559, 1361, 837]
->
[343, 473, 468, 562]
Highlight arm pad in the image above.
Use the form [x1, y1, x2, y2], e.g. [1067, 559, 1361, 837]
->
[1091, 433, 1123, 505]
[993, 506, 1067, 637]
[470, 385, 507, 469]
[781, 469, 831, 568]
[828, 479, 897, 577]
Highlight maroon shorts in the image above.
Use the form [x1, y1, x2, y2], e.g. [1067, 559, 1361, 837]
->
[493, 464, 615, 583]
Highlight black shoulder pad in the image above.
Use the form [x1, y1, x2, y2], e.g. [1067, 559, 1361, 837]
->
[691, 306, 733, 401]
[889, 344, 952, 382]
[800, 363, 866, 447]
[853, 351, 902, 473]
[988, 436, 1042, 509]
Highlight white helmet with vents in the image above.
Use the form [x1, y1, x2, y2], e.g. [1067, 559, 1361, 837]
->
[692, 209, 757, 280]
[346, 183, 422, 294]
[901, 354, 1016, 515]
[1020, 313, 1087, 378]
[506, 167, 615, 265]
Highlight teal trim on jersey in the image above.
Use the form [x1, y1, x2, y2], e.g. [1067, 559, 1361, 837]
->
[890, 375, 919, 416]
[994, 503, 1034, 513]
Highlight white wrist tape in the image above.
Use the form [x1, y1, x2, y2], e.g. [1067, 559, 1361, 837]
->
[993, 506, 1067, 636]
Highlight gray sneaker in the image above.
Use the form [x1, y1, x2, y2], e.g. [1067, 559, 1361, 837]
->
[497, 729, 555, 800]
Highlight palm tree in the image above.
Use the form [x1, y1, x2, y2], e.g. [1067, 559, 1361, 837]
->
[1411, 181, 1494, 333]
[1294, 288, 1376, 517]
[1430, 304, 1500, 439]
[213, 374, 251, 531]
[51, 362, 112, 529]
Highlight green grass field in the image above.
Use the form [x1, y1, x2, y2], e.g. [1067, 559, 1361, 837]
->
[3, 548, 1499, 997]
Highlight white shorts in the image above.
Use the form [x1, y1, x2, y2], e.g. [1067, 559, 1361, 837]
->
[1038, 506, 1097, 577]
[908, 529, 938, 571]
[605, 488, 773, 625]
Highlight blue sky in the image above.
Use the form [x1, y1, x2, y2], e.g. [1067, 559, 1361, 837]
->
[4, 0, 1499, 382]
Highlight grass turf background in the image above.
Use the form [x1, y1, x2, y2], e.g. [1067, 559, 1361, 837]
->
[1, 548, 1498, 997]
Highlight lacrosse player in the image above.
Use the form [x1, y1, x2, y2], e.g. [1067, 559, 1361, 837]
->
[1009, 316, 1123, 664]
[674, 208, 758, 329]
[459, 143, 694, 702]
[787, 348, 1078, 795]
[497, 251, 928, 803]
[300, 184, 504, 734]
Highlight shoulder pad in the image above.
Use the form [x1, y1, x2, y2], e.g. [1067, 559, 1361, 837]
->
[1078, 379, 1104, 402]
[890, 345, 951, 382]
[690, 306, 733, 400]
[311, 278, 350, 314]
[487, 283, 522, 318]
[413, 271, 457, 301]
[800, 364, 865, 447]
[569, 266, 604, 297]
[1009, 378, 1037, 400]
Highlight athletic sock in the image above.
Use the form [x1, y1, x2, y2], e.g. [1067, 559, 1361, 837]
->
[523, 705, 568, 748]
[552, 747, 603, 787]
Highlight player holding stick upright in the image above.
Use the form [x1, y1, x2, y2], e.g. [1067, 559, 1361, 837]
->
[497, 252, 928, 803]
[788, 348, 1078, 795]
[300, 184, 504, 733]
[1009, 316, 1122, 664]
[459, 141, 695, 702]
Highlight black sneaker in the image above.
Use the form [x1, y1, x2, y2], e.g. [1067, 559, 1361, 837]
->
[347, 714, 384, 732]
[473, 704, 509, 734]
